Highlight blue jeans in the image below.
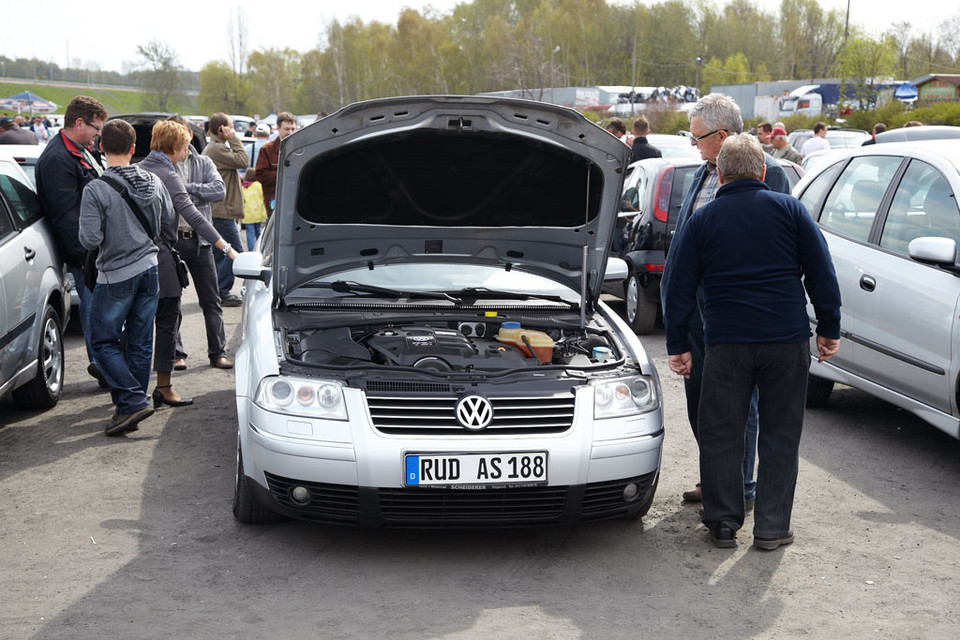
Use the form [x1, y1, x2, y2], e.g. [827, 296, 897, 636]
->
[213, 218, 243, 296]
[683, 305, 758, 501]
[698, 342, 809, 538]
[89, 267, 159, 414]
[244, 222, 262, 251]
[68, 265, 95, 363]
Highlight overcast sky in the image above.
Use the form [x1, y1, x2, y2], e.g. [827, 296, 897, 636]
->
[0, 1, 946, 74]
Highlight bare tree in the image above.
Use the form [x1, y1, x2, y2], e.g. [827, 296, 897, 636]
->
[136, 40, 182, 112]
[228, 8, 249, 77]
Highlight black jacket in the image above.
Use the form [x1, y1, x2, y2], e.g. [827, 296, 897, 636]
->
[35, 131, 103, 267]
[630, 137, 662, 163]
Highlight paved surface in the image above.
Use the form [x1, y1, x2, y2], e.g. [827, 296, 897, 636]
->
[1, 290, 958, 639]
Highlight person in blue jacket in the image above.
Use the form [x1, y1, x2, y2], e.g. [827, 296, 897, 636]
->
[662, 93, 791, 512]
[662, 133, 841, 549]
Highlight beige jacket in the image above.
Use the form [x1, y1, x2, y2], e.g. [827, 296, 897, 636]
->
[202, 134, 249, 219]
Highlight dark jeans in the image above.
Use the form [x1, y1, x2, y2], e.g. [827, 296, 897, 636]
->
[213, 218, 243, 296]
[89, 267, 159, 414]
[244, 222, 262, 251]
[683, 305, 758, 501]
[154, 296, 181, 374]
[173, 238, 226, 360]
[698, 341, 809, 538]
[68, 265, 95, 364]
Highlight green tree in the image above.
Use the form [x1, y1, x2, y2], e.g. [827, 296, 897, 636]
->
[838, 36, 897, 109]
[136, 40, 182, 112]
[247, 48, 301, 114]
[198, 61, 249, 115]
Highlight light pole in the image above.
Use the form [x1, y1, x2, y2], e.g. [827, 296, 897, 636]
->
[550, 45, 560, 104]
[695, 56, 703, 94]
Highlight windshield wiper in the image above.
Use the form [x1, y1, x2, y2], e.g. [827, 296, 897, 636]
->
[310, 280, 462, 303]
[450, 287, 578, 309]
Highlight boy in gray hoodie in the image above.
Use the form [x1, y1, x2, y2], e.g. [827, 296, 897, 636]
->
[79, 119, 176, 436]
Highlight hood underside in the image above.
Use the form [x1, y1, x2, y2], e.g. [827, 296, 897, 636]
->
[267, 96, 631, 304]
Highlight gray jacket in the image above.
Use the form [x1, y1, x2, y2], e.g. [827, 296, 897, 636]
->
[78, 165, 174, 284]
[176, 146, 225, 245]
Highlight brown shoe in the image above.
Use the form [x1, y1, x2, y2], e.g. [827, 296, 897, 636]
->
[210, 356, 234, 370]
[682, 483, 702, 502]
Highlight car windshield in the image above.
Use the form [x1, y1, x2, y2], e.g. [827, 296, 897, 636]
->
[286, 263, 577, 302]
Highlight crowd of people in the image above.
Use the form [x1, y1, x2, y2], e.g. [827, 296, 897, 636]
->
[30, 95, 287, 436]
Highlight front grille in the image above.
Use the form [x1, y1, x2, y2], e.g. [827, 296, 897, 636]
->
[264, 473, 360, 523]
[366, 380, 452, 394]
[379, 485, 568, 527]
[367, 394, 576, 435]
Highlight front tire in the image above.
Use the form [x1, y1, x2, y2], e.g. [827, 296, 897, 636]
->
[12, 304, 64, 409]
[805, 374, 834, 407]
[233, 437, 283, 524]
[624, 273, 658, 334]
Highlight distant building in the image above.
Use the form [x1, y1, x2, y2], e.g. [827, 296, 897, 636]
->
[912, 75, 960, 102]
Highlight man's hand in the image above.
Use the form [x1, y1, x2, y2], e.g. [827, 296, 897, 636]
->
[219, 124, 236, 140]
[816, 336, 839, 362]
[669, 352, 692, 379]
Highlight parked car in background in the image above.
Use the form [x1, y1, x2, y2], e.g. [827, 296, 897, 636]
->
[107, 113, 206, 161]
[0, 150, 70, 409]
[789, 127, 870, 152]
[644, 133, 702, 159]
[229, 115, 256, 134]
[2, 144, 42, 187]
[872, 125, 960, 144]
[230, 96, 664, 527]
[793, 139, 960, 440]
[615, 156, 804, 333]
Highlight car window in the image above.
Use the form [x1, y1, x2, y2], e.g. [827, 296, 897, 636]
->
[0, 174, 43, 226]
[669, 166, 697, 224]
[880, 160, 960, 254]
[799, 162, 844, 219]
[818, 156, 902, 241]
[0, 202, 16, 242]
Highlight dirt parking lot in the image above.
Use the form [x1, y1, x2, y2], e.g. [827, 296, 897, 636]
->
[1, 292, 958, 639]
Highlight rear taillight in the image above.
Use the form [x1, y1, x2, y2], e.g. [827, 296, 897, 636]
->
[653, 167, 675, 222]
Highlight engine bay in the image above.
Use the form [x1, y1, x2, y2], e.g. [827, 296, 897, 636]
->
[285, 321, 617, 372]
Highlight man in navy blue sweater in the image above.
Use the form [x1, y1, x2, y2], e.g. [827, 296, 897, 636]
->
[663, 134, 841, 550]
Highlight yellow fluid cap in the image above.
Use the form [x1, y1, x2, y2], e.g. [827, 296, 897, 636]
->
[484, 311, 498, 317]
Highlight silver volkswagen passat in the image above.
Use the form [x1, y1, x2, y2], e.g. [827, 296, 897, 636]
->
[231, 97, 664, 527]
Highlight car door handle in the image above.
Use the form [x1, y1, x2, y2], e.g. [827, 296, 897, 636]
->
[859, 275, 876, 292]
[24, 246, 36, 261]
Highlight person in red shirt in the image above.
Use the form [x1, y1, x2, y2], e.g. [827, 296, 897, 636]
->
[254, 112, 297, 216]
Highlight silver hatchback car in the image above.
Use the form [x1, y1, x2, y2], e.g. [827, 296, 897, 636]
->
[794, 140, 960, 439]
[230, 96, 665, 527]
[0, 150, 70, 409]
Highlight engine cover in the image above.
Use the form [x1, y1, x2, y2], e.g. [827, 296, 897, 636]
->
[366, 326, 533, 371]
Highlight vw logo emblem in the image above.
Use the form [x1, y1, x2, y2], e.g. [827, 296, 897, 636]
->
[455, 395, 493, 430]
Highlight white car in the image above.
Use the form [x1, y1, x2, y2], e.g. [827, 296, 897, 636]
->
[794, 139, 960, 439]
[230, 96, 665, 527]
[0, 150, 70, 409]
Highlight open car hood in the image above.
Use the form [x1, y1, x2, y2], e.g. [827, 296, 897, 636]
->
[266, 96, 631, 310]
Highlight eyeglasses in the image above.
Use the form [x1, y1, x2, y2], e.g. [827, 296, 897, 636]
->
[85, 120, 102, 133]
[690, 129, 726, 144]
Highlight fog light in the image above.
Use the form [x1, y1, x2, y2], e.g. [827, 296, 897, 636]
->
[622, 483, 639, 501]
[290, 485, 311, 505]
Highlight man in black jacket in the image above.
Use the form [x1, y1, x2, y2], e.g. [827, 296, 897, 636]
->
[35, 95, 109, 385]
[630, 116, 662, 162]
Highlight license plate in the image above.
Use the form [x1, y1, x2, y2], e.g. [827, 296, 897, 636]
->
[404, 452, 548, 487]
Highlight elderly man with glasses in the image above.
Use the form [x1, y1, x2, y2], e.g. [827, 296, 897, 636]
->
[36, 95, 110, 387]
[662, 93, 791, 518]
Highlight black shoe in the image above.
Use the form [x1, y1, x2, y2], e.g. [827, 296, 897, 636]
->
[152, 386, 194, 408]
[221, 293, 242, 307]
[87, 362, 109, 389]
[105, 406, 154, 436]
[709, 526, 737, 549]
[753, 532, 794, 551]
[210, 356, 234, 369]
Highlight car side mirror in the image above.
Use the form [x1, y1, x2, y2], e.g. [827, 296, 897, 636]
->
[604, 257, 628, 281]
[908, 237, 957, 266]
[233, 251, 270, 283]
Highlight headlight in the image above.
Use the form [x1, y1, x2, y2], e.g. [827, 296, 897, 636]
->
[593, 376, 659, 419]
[254, 376, 348, 420]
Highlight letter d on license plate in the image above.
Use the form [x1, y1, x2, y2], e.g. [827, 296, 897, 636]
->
[405, 452, 548, 487]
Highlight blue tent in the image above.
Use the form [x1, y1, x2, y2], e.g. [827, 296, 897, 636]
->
[894, 83, 919, 103]
[0, 90, 58, 114]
